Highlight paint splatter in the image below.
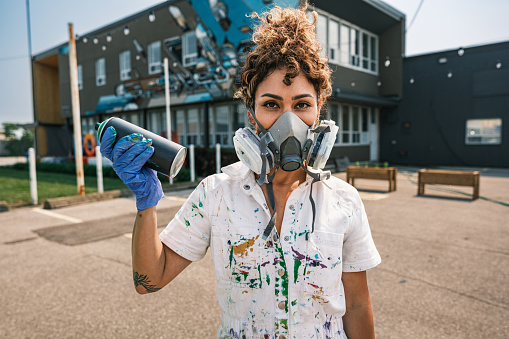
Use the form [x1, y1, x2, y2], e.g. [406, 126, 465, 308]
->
[232, 235, 259, 257]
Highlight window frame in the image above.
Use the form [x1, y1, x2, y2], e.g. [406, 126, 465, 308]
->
[148, 41, 162, 75]
[95, 58, 106, 87]
[333, 104, 372, 146]
[465, 118, 502, 145]
[77, 64, 83, 90]
[312, 9, 379, 75]
[119, 50, 131, 81]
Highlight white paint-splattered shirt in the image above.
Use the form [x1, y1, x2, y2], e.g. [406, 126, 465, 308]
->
[160, 162, 381, 339]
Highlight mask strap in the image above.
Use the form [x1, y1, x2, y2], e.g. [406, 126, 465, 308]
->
[261, 181, 277, 240]
[300, 162, 331, 240]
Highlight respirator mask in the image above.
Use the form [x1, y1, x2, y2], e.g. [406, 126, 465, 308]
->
[233, 110, 338, 184]
[233, 110, 339, 241]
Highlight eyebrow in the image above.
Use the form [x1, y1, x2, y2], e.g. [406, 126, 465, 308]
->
[260, 93, 314, 100]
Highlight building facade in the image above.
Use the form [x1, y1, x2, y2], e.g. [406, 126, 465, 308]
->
[32, 0, 405, 167]
[381, 41, 509, 168]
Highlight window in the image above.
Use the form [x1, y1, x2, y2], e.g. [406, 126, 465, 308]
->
[119, 50, 131, 81]
[183, 31, 198, 67]
[337, 105, 371, 145]
[328, 19, 339, 63]
[148, 111, 164, 135]
[341, 105, 350, 143]
[215, 105, 229, 145]
[329, 104, 340, 144]
[176, 109, 186, 145]
[187, 108, 200, 145]
[316, 14, 328, 58]
[361, 107, 369, 143]
[466, 118, 502, 145]
[349, 26, 360, 67]
[95, 58, 106, 86]
[77, 64, 83, 90]
[314, 10, 378, 74]
[148, 41, 161, 74]
[233, 105, 246, 131]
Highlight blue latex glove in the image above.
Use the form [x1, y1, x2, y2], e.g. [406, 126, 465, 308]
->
[99, 126, 164, 211]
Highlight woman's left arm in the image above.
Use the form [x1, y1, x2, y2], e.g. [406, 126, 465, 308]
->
[342, 271, 375, 339]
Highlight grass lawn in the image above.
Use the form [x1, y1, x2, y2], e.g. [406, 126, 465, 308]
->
[0, 167, 128, 207]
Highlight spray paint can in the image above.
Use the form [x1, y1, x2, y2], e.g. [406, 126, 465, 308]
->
[95, 117, 186, 179]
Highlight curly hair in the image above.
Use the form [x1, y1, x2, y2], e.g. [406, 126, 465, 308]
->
[234, 2, 332, 110]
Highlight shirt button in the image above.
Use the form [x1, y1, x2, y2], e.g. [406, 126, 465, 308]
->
[278, 301, 285, 310]
[243, 184, 250, 190]
[284, 235, 290, 241]
[278, 269, 285, 277]
[289, 205, 295, 210]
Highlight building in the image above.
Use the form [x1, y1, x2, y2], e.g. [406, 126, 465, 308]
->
[381, 41, 509, 168]
[32, 0, 405, 167]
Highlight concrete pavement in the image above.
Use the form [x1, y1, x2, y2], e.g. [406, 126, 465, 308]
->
[1, 166, 508, 338]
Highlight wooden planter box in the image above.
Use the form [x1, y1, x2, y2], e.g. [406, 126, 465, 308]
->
[346, 166, 397, 192]
[418, 169, 480, 200]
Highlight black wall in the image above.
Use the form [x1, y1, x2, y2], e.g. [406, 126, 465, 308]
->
[381, 41, 509, 168]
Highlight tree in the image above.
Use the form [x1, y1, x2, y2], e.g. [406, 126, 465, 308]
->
[1, 123, 34, 156]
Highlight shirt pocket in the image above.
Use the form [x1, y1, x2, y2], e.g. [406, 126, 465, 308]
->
[300, 231, 344, 296]
[211, 223, 263, 289]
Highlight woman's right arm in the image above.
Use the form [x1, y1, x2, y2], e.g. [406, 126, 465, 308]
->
[131, 206, 191, 294]
[99, 126, 191, 294]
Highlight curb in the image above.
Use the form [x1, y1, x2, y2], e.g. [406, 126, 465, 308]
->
[0, 201, 9, 213]
[42, 180, 200, 210]
[43, 189, 132, 209]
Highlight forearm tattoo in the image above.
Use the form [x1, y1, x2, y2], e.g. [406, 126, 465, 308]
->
[133, 270, 161, 293]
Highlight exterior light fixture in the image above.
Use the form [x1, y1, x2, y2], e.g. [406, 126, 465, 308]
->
[409, 77, 415, 84]
[438, 57, 447, 64]
[351, 81, 356, 87]
[106, 33, 112, 42]
[377, 81, 382, 87]
[93, 37, 99, 44]
[447, 70, 453, 78]
[458, 48, 464, 56]
[496, 61, 502, 69]
[102, 44, 107, 51]
[384, 57, 390, 67]
[82, 37, 88, 43]
[149, 11, 156, 22]
[124, 26, 130, 35]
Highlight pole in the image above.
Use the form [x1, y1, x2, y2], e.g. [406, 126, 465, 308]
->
[26, 0, 37, 152]
[29, 147, 37, 205]
[190, 144, 195, 182]
[164, 58, 173, 184]
[68, 23, 85, 195]
[216, 143, 221, 174]
[95, 146, 103, 194]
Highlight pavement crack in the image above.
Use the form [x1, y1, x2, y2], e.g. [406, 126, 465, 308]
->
[377, 267, 509, 311]
[3, 237, 38, 245]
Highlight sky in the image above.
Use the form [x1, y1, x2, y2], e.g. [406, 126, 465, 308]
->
[1, 0, 509, 127]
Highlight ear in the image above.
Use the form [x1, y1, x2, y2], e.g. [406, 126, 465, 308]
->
[247, 110, 256, 126]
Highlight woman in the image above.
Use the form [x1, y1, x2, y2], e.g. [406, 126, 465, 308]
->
[100, 3, 380, 338]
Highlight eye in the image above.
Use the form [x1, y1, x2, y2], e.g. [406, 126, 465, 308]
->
[262, 101, 279, 109]
[295, 101, 312, 109]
